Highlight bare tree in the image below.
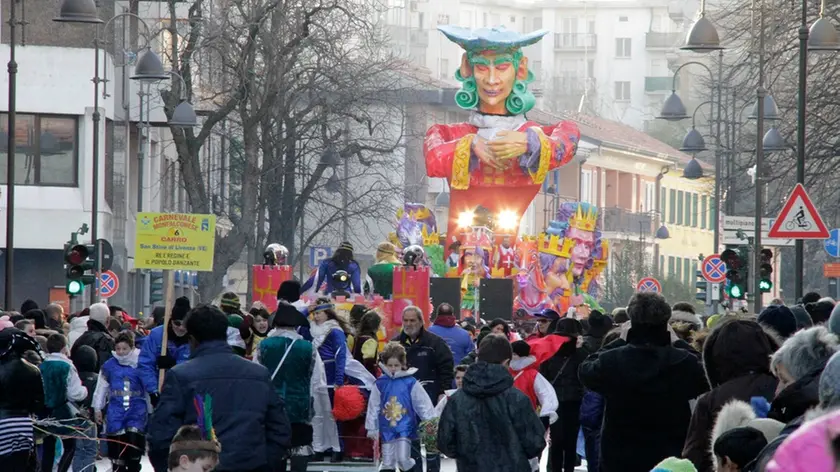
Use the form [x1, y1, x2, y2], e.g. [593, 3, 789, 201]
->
[156, 0, 407, 300]
[706, 0, 840, 293]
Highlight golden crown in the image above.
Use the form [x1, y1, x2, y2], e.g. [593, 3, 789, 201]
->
[421, 227, 440, 246]
[537, 233, 574, 258]
[569, 204, 599, 232]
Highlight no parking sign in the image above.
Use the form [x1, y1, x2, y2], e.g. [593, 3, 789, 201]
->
[98, 270, 120, 298]
[636, 277, 662, 293]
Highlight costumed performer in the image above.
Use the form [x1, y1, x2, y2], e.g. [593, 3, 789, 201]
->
[366, 342, 437, 472]
[92, 331, 156, 472]
[424, 25, 579, 238]
[367, 242, 401, 299]
[306, 242, 362, 296]
[255, 304, 326, 472]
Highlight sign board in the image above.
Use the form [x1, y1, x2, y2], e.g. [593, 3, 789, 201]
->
[636, 277, 662, 293]
[49, 287, 71, 314]
[825, 263, 840, 278]
[768, 184, 830, 239]
[722, 215, 774, 232]
[134, 213, 217, 271]
[98, 270, 120, 298]
[309, 246, 333, 268]
[701, 254, 727, 283]
[711, 283, 721, 301]
[825, 229, 840, 258]
[722, 228, 794, 247]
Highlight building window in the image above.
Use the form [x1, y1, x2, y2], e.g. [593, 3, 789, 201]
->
[684, 258, 691, 284]
[668, 256, 675, 277]
[684, 192, 692, 226]
[460, 10, 472, 28]
[533, 17, 542, 29]
[437, 14, 450, 25]
[619, 15, 629, 22]
[614, 81, 631, 101]
[0, 113, 78, 186]
[691, 193, 698, 227]
[709, 197, 715, 231]
[581, 169, 593, 203]
[615, 38, 632, 58]
[677, 191, 684, 225]
[439, 58, 449, 79]
[691, 260, 698, 283]
[483, 12, 488, 27]
[676, 256, 682, 281]
[701, 195, 708, 229]
[668, 189, 676, 223]
[660, 255, 664, 276]
[645, 181, 656, 212]
[510, 15, 516, 22]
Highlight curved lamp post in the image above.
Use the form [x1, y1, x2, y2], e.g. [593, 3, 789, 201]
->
[679, 100, 713, 153]
[166, 72, 198, 128]
[681, 0, 724, 52]
[763, 127, 789, 152]
[55, 6, 169, 303]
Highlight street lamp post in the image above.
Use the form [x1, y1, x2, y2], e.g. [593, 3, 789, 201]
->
[753, 1, 766, 312]
[55, 4, 169, 304]
[5, 0, 20, 310]
[793, 0, 840, 301]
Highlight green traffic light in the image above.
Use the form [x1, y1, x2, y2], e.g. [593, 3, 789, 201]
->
[759, 279, 773, 292]
[729, 284, 743, 298]
[66, 280, 83, 295]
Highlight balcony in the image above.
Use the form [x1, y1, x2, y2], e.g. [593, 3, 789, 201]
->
[554, 33, 597, 51]
[645, 76, 675, 93]
[645, 32, 683, 50]
[600, 207, 657, 238]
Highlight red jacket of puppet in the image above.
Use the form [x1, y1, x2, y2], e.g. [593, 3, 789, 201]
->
[424, 25, 580, 241]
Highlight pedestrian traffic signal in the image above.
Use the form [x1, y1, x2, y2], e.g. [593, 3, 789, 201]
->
[695, 270, 708, 302]
[64, 241, 96, 295]
[721, 246, 748, 299]
[759, 248, 773, 292]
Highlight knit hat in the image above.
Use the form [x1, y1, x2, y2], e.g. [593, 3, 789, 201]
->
[535, 308, 560, 321]
[757, 305, 797, 338]
[19, 299, 38, 315]
[706, 314, 723, 329]
[276, 280, 301, 303]
[88, 303, 109, 325]
[338, 241, 354, 253]
[219, 292, 241, 313]
[273, 303, 308, 328]
[790, 304, 814, 330]
[554, 318, 582, 338]
[586, 310, 613, 338]
[806, 298, 836, 324]
[171, 297, 191, 322]
[651, 457, 697, 472]
[511, 340, 531, 358]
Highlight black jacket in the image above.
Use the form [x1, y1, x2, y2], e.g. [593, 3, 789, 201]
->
[682, 319, 778, 472]
[71, 319, 115, 371]
[579, 329, 709, 472]
[768, 367, 822, 424]
[0, 356, 44, 417]
[393, 328, 455, 402]
[539, 338, 589, 402]
[147, 340, 291, 472]
[71, 345, 100, 416]
[437, 362, 546, 472]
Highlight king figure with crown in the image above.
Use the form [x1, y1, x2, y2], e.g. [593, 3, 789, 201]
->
[459, 226, 493, 319]
[533, 202, 608, 315]
[424, 25, 581, 249]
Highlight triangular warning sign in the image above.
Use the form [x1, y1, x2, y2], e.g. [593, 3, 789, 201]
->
[768, 184, 830, 239]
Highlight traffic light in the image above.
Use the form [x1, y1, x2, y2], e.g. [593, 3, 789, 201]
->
[64, 241, 96, 295]
[721, 245, 748, 299]
[759, 248, 773, 292]
[695, 270, 708, 302]
[150, 271, 164, 305]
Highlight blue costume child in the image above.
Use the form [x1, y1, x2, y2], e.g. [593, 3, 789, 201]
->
[92, 334, 157, 472]
[366, 351, 437, 471]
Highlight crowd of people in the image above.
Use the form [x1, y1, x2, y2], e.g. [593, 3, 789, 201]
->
[4, 286, 840, 471]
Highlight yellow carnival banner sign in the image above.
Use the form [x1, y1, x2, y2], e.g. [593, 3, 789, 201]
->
[134, 212, 216, 271]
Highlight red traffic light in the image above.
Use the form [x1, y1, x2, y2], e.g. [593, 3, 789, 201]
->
[721, 249, 740, 269]
[760, 248, 773, 261]
[65, 244, 89, 265]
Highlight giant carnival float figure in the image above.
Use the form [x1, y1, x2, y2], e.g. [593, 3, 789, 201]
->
[517, 202, 609, 315]
[424, 25, 580, 248]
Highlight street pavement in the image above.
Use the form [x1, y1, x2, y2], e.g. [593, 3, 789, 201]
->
[98, 452, 588, 471]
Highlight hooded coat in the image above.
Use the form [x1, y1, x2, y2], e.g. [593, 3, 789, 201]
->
[579, 328, 709, 472]
[68, 316, 89, 348]
[682, 320, 779, 472]
[437, 362, 546, 472]
[70, 319, 115, 371]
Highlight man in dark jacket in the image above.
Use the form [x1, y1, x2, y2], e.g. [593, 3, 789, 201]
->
[146, 304, 291, 472]
[579, 293, 709, 472]
[682, 319, 778, 472]
[393, 305, 454, 472]
[70, 302, 114, 371]
[438, 333, 546, 472]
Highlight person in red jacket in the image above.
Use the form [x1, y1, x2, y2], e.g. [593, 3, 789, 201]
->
[511, 340, 559, 471]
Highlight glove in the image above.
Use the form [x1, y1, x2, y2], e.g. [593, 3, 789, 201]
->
[540, 416, 550, 431]
[239, 314, 254, 340]
[150, 393, 160, 408]
[156, 355, 177, 370]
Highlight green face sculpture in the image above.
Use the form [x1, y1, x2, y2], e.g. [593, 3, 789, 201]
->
[454, 48, 535, 115]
